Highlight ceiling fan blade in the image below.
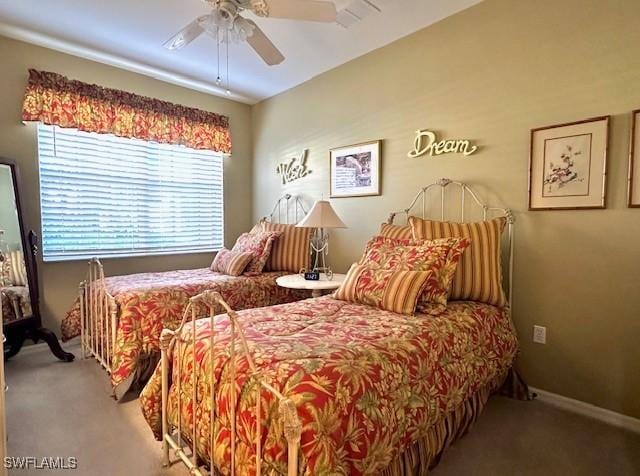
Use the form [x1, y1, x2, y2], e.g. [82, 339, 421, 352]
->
[163, 17, 207, 50]
[263, 0, 337, 22]
[246, 20, 285, 66]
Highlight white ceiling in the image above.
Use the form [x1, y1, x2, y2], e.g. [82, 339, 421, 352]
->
[0, 0, 481, 104]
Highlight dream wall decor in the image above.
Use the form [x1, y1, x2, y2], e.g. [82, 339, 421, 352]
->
[407, 129, 479, 158]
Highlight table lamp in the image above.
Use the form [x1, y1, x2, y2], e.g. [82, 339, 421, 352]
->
[296, 200, 346, 280]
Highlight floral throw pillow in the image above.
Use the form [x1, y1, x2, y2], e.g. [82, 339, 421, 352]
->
[231, 231, 282, 274]
[358, 235, 470, 315]
[210, 249, 254, 276]
[334, 263, 433, 316]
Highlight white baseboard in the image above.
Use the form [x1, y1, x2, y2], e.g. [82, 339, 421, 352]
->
[530, 387, 640, 434]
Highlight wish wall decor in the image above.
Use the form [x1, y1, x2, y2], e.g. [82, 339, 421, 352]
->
[330, 140, 381, 198]
[529, 116, 609, 210]
[276, 149, 312, 184]
[407, 128, 479, 158]
[628, 109, 640, 207]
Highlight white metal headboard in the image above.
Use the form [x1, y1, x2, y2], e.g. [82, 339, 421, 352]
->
[387, 178, 515, 309]
[261, 193, 309, 224]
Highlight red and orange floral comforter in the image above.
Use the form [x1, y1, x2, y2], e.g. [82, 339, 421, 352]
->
[61, 268, 308, 390]
[140, 297, 518, 475]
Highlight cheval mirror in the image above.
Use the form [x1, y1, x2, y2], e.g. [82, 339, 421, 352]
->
[0, 158, 73, 361]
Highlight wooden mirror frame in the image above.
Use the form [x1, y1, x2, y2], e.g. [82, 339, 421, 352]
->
[1, 157, 73, 362]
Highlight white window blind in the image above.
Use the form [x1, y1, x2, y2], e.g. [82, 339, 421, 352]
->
[37, 124, 224, 262]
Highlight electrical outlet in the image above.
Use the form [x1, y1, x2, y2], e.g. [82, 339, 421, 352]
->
[533, 325, 547, 344]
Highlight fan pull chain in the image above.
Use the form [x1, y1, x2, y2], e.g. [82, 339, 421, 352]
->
[215, 26, 222, 85]
[225, 29, 231, 96]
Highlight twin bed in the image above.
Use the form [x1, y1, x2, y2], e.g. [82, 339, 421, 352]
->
[61, 195, 310, 394]
[143, 295, 518, 475]
[131, 179, 526, 476]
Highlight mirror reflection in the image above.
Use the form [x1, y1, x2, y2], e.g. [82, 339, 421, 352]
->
[0, 164, 31, 323]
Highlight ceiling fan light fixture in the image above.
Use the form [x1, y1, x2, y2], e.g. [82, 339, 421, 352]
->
[209, 9, 234, 31]
[172, 0, 337, 67]
[203, 9, 255, 43]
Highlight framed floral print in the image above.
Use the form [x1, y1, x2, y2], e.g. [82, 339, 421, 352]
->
[330, 140, 381, 198]
[529, 116, 609, 210]
[628, 109, 640, 207]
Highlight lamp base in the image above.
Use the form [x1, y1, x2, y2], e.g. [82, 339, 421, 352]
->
[309, 231, 333, 280]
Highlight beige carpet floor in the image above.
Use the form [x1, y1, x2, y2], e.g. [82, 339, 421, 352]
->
[4, 343, 640, 476]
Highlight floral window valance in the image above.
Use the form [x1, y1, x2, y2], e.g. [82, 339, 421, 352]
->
[21, 69, 232, 153]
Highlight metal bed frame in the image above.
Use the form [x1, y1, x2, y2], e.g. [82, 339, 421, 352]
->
[79, 193, 309, 374]
[159, 179, 515, 476]
[160, 291, 302, 476]
[261, 192, 308, 224]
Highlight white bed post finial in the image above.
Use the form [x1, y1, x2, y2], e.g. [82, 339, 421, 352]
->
[279, 398, 302, 476]
[505, 208, 515, 224]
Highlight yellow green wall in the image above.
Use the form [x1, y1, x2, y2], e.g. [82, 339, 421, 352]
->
[252, 0, 640, 418]
[0, 36, 253, 333]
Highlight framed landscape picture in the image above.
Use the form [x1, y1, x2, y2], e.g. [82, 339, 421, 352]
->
[628, 109, 640, 207]
[529, 116, 609, 210]
[330, 140, 381, 198]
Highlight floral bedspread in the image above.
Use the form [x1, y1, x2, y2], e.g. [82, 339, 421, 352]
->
[140, 297, 519, 475]
[61, 268, 308, 389]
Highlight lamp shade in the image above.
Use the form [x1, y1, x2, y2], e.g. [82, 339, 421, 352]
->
[296, 200, 347, 229]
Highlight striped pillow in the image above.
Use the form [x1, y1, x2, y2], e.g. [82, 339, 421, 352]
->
[7, 250, 27, 287]
[260, 222, 311, 273]
[379, 222, 413, 240]
[210, 249, 253, 276]
[409, 216, 507, 307]
[334, 263, 432, 315]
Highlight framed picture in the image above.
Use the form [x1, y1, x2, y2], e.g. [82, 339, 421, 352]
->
[628, 109, 640, 207]
[330, 140, 381, 198]
[529, 116, 609, 210]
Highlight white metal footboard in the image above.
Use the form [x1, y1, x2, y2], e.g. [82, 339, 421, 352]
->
[160, 290, 302, 476]
[79, 194, 308, 379]
[79, 258, 117, 372]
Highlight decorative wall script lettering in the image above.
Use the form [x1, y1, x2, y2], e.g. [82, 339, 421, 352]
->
[407, 129, 479, 158]
[276, 149, 312, 184]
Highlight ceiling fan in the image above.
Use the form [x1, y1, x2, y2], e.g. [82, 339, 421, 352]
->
[164, 0, 338, 66]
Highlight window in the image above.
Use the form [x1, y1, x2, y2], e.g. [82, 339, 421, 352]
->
[37, 124, 224, 262]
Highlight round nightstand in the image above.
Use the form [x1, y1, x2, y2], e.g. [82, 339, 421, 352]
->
[276, 273, 346, 298]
